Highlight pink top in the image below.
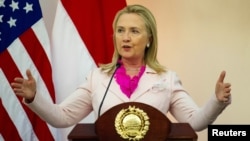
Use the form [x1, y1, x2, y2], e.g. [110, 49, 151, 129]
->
[115, 65, 146, 98]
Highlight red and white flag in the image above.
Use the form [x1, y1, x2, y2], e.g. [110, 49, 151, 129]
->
[0, 0, 57, 140]
[51, 0, 126, 140]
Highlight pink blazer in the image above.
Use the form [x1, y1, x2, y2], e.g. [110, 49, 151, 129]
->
[26, 66, 230, 131]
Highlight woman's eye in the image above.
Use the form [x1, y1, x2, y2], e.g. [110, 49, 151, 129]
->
[132, 29, 139, 34]
[117, 29, 124, 33]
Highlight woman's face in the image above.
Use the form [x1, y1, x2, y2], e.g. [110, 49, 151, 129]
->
[115, 13, 149, 62]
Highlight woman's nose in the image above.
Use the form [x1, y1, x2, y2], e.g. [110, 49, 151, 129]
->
[122, 32, 131, 42]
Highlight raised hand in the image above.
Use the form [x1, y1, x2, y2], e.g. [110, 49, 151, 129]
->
[11, 69, 37, 102]
[215, 71, 231, 103]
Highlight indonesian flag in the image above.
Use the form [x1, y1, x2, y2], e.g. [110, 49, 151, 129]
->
[0, 0, 57, 140]
[51, 0, 126, 140]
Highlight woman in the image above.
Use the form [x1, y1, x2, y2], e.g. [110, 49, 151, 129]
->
[11, 4, 231, 132]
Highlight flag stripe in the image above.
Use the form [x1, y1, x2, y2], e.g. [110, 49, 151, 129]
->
[19, 28, 55, 102]
[61, 0, 126, 64]
[0, 99, 22, 141]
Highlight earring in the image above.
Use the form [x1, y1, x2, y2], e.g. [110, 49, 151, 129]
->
[146, 43, 150, 48]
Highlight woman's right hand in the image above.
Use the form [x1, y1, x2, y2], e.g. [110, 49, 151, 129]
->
[11, 69, 37, 102]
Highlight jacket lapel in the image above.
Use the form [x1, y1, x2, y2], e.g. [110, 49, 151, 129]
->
[102, 73, 129, 102]
[130, 66, 160, 100]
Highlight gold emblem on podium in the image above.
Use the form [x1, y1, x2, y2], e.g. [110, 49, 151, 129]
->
[115, 105, 150, 140]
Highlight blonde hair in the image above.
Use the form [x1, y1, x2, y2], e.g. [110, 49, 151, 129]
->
[100, 4, 166, 75]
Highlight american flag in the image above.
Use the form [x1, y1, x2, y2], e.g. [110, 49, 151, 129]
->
[0, 0, 56, 140]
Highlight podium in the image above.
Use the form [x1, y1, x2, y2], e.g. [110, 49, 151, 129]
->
[68, 102, 198, 141]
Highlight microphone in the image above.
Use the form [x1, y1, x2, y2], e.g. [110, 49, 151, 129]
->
[97, 62, 121, 117]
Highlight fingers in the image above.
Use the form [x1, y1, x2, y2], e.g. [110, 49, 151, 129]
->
[11, 77, 24, 89]
[223, 89, 231, 101]
[222, 96, 230, 103]
[222, 82, 231, 102]
[217, 71, 226, 83]
[224, 87, 231, 93]
[11, 81, 24, 96]
[11, 69, 32, 92]
[215, 70, 232, 103]
[13, 88, 24, 94]
[26, 69, 34, 81]
[11, 80, 23, 93]
[13, 77, 24, 83]
[11, 69, 33, 84]
[11, 69, 36, 100]
[224, 83, 231, 88]
[11, 82, 22, 88]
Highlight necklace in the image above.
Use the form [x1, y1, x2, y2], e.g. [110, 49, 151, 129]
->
[125, 67, 141, 71]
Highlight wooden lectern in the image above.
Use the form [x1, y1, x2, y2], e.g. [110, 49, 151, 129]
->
[68, 102, 198, 141]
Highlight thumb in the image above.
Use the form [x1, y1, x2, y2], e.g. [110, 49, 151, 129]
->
[217, 71, 226, 83]
[26, 69, 34, 81]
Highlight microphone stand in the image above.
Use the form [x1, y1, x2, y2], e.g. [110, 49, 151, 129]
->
[97, 63, 121, 117]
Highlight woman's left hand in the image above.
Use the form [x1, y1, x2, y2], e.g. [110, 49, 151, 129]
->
[215, 71, 231, 103]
